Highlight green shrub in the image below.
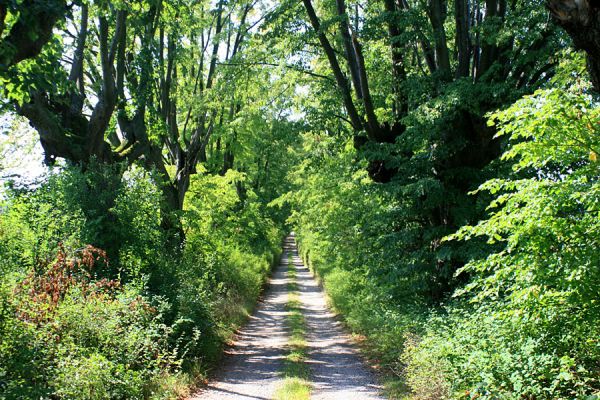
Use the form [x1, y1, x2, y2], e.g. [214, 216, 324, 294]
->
[0, 244, 180, 399]
[52, 353, 144, 400]
[401, 333, 451, 400]
[0, 147, 285, 399]
[403, 71, 600, 399]
[0, 281, 48, 398]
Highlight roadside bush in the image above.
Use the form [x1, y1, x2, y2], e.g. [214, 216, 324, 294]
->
[0, 163, 166, 283]
[401, 333, 450, 400]
[403, 76, 600, 399]
[0, 142, 285, 398]
[174, 170, 284, 367]
[0, 171, 84, 277]
[0, 245, 179, 399]
[290, 58, 600, 400]
[290, 136, 424, 389]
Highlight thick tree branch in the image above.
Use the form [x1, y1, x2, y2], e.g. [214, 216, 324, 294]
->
[87, 15, 117, 160]
[547, 0, 600, 91]
[336, 0, 363, 99]
[206, 0, 224, 90]
[0, 0, 67, 69]
[69, 4, 88, 113]
[383, 0, 409, 117]
[351, 32, 380, 136]
[301, 0, 363, 131]
[0, 5, 6, 38]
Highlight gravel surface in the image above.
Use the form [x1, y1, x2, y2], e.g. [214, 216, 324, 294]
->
[289, 236, 384, 400]
[191, 234, 385, 399]
[190, 240, 292, 400]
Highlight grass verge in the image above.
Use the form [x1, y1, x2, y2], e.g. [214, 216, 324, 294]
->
[297, 241, 412, 400]
[273, 252, 312, 400]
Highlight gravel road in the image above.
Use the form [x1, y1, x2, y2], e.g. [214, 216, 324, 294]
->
[191, 234, 385, 399]
[190, 240, 292, 400]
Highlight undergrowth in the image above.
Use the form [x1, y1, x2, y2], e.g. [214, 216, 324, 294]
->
[0, 164, 284, 399]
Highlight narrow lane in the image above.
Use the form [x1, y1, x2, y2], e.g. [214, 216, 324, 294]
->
[191, 234, 384, 399]
[191, 238, 294, 400]
[289, 235, 384, 400]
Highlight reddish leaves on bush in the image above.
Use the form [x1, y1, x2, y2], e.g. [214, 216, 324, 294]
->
[15, 244, 120, 324]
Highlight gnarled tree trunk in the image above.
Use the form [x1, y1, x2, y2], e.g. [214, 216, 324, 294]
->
[547, 0, 600, 92]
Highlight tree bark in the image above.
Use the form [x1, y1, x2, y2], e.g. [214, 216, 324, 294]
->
[547, 0, 600, 92]
[455, 0, 470, 78]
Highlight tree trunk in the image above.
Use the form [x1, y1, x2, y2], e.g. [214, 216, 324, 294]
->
[383, 0, 409, 117]
[477, 0, 506, 79]
[547, 0, 600, 92]
[455, 0, 470, 78]
[428, 0, 451, 77]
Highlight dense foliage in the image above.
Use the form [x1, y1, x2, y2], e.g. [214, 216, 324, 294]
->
[2, 0, 600, 398]
[401, 61, 600, 399]
[290, 54, 600, 398]
[0, 161, 287, 398]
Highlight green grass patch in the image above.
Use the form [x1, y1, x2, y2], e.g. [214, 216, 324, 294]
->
[274, 252, 312, 400]
[274, 377, 311, 400]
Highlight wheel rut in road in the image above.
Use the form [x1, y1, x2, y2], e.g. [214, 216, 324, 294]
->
[191, 234, 384, 399]
[191, 239, 292, 400]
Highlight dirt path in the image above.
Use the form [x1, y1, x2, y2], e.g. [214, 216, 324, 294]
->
[289, 237, 383, 400]
[190, 241, 292, 400]
[191, 234, 384, 399]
